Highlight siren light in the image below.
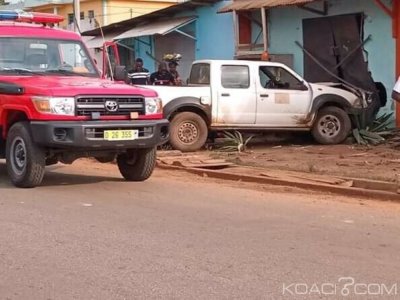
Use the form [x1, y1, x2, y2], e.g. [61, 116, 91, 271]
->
[0, 10, 64, 24]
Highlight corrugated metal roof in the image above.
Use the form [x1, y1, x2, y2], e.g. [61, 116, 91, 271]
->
[113, 16, 196, 40]
[218, 0, 318, 13]
[82, 0, 219, 36]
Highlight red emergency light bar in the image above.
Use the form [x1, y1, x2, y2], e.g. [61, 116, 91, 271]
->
[0, 10, 64, 24]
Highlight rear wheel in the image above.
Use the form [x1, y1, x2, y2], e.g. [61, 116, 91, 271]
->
[117, 147, 156, 181]
[311, 106, 351, 145]
[170, 112, 208, 152]
[6, 122, 45, 188]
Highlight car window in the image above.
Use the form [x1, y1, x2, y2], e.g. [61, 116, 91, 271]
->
[221, 65, 249, 89]
[260, 66, 305, 90]
[189, 63, 210, 85]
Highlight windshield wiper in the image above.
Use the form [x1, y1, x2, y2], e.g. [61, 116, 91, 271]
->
[0, 67, 44, 75]
[45, 68, 95, 77]
[45, 68, 76, 76]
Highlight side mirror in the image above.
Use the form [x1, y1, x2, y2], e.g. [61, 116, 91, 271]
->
[298, 81, 309, 91]
[114, 65, 126, 81]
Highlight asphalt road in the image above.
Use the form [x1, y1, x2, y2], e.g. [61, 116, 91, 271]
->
[1, 159, 400, 299]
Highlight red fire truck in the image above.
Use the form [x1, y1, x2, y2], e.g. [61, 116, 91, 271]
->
[0, 11, 169, 187]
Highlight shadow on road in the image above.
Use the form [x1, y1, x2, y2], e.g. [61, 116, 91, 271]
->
[0, 161, 122, 188]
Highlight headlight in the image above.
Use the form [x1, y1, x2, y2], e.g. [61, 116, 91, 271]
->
[32, 96, 75, 116]
[145, 97, 162, 115]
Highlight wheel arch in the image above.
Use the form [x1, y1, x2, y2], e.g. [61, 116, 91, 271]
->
[308, 94, 352, 125]
[1, 109, 29, 139]
[164, 97, 211, 125]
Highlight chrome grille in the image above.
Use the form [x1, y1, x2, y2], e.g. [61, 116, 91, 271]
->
[76, 96, 145, 116]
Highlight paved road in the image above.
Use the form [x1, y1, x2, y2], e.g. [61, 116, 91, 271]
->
[0, 160, 400, 299]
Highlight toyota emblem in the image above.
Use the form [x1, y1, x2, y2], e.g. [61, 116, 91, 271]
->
[105, 100, 118, 112]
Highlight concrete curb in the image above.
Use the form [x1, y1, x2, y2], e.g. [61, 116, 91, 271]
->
[157, 164, 400, 202]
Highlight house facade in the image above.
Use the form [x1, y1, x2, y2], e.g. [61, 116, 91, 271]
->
[83, 0, 235, 80]
[83, 0, 398, 122]
[220, 0, 398, 118]
[24, 0, 179, 32]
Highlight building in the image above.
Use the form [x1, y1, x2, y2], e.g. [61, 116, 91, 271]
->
[218, 0, 398, 119]
[24, 0, 180, 32]
[83, 0, 399, 123]
[83, 0, 233, 80]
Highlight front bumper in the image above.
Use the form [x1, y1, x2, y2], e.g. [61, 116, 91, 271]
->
[30, 120, 169, 150]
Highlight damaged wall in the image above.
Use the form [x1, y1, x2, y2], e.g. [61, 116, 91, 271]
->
[267, 0, 394, 114]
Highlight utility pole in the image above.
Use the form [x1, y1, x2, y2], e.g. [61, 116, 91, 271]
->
[73, 0, 80, 33]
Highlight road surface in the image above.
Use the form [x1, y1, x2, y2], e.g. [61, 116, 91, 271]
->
[0, 159, 400, 299]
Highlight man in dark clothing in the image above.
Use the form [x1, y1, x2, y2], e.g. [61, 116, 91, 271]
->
[150, 62, 175, 86]
[168, 62, 182, 86]
[127, 58, 150, 85]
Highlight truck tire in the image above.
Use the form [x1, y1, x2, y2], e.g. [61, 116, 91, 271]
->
[311, 106, 351, 145]
[170, 112, 208, 152]
[6, 122, 46, 188]
[117, 147, 156, 181]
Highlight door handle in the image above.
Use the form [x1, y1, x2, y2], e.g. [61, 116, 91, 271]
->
[260, 94, 269, 98]
[221, 93, 230, 97]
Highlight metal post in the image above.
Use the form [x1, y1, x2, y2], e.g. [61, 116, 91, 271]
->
[261, 7, 268, 51]
[232, 10, 239, 55]
[73, 0, 80, 33]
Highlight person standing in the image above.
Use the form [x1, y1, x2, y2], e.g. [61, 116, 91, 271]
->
[168, 62, 182, 86]
[150, 62, 174, 86]
[127, 58, 150, 85]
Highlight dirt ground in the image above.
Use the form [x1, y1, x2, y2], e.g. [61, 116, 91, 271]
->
[209, 136, 400, 183]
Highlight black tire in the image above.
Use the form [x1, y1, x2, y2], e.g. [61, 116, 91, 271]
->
[6, 122, 45, 188]
[169, 112, 208, 152]
[117, 147, 156, 181]
[311, 106, 352, 145]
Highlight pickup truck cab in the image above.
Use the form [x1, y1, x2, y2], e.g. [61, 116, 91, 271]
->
[148, 60, 374, 152]
[0, 11, 169, 187]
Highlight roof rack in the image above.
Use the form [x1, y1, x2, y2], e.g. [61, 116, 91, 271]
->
[0, 10, 64, 24]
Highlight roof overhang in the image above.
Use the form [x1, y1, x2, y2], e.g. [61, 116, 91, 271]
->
[82, 0, 219, 37]
[114, 16, 196, 41]
[218, 0, 318, 13]
[84, 16, 196, 48]
[84, 34, 116, 49]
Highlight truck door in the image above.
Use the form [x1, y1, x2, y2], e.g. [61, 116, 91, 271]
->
[256, 65, 312, 127]
[216, 64, 256, 125]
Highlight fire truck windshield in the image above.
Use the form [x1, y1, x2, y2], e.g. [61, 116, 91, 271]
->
[0, 37, 98, 77]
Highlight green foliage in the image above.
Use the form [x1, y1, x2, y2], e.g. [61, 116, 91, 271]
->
[352, 113, 394, 145]
[218, 131, 254, 153]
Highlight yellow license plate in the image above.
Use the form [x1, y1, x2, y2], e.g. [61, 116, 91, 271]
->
[104, 130, 138, 141]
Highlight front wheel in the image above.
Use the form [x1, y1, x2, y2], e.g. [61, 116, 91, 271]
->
[311, 106, 351, 145]
[169, 112, 208, 152]
[117, 147, 156, 181]
[6, 122, 46, 188]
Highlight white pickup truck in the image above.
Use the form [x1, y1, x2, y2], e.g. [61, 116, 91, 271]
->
[147, 60, 375, 152]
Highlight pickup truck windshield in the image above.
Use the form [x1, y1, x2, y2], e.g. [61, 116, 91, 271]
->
[0, 37, 98, 77]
